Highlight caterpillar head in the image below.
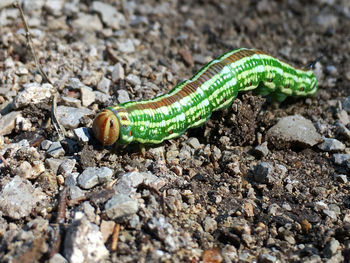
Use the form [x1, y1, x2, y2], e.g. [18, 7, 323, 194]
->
[92, 109, 120, 146]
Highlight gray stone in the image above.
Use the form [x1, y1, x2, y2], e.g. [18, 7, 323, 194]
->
[69, 185, 86, 200]
[77, 167, 113, 189]
[336, 122, 350, 141]
[65, 173, 79, 187]
[336, 110, 349, 126]
[80, 86, 95, 107]
[64, 216, 108, 263]
[253, 141, 269, 157]
[72, 14, 103, 32]
[112, 63, 124, 82]
[266, 115, 322, 149]
[318, 138, 345, 152]
[0, 111, 21, 135]
[186, 137, 201, 150]
[344, 96, 350, 113]
[56, 106, 91, 129]
[117, 90, 130, 103]
[49, 253, 68, 263]
[44, 0, 64, 16]
[0, 176, 44, 219]
[125, 74, 141, 86]
[62, 96, 81, 108]
[47, 141, 65, 158]
[13, 83, 54, 109]
[146, 216, 183, 252]
[105, 194, 138, 219]
[58, 159, 76, 176]
[0, 0, 14, 9]
[91, 1, 126, 30]
[323, 209, 337, 220]
[324, 238, 340, 257]
[45, 158, 65, 174]
[67, 78, 84, 90]
[334, 174, 348, 183]
[94, 91, 111, 104]
[114, 171, 165, 196]
[254, 162, 274, 183]
[117, 39, 135, 53]
[97, 77, 111, 94]
[333, 154, 350, 165]
[74, 127, 91, 142]
[258, 253, 277, 263]
[82, 201, 95, 222]
[203, 216, 217, 233]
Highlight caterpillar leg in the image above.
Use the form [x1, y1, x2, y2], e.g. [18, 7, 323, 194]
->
[139, 144, 146, 157]
[269, 92, 288, 102]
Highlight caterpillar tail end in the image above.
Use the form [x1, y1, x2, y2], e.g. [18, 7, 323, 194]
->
[92, 109, 120, 146]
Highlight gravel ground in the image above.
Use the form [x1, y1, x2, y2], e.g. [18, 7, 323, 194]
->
[0, 0, 350, 262]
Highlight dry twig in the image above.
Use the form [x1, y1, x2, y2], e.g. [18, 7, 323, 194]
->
[15, 1, 52, 84]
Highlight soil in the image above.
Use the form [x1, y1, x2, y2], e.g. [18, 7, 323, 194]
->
[0, 0, 349, 262]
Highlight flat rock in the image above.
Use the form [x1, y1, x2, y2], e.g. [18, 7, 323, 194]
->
[344, 96, 350, 113]
[117, 39, 135, 53]
[57, 158, 76, 176]
[71, 14, 103, 31]
[266, 115, 322, 149]
[74, 127, 91, 142]
[96, 77, 111, 94]
[333, 154, 350, 166]
[80, 86, 95, 107]
[91, 1, 126, 30]
[254, 162, 274, 184]
[64, 216, 108, 263]
[47, 141, 65, 158]
[0, 111, 21, 135]
[13, 83, 55, 109]
[105, 194, 138, 219]
[77, 167, 113, 189]
[112, 63, 124, 81]
[253, 141, 269, 157]
[117, 90, 130, 103]
[318, 138, 345, 152]
[56, 106, 91, 129]
[0, 176, 45, 219]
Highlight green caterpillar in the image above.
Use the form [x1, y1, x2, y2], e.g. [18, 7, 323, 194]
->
[92, 48, 317, 146]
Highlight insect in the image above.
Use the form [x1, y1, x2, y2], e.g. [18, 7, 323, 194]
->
[92, 48, 317, 146]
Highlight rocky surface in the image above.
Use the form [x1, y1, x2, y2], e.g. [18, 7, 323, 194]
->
[0, 0, 349, 262]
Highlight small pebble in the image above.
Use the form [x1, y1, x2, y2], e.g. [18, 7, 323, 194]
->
[105, 194, 138, 219]
[186, 137, 201, 150]
[324, 238, 340, 257]
[126, 74, 141, 86]
[62, 96, 82, 108]
[0, 111, 22, 136]
[254, 162, 274, 184]
[80, 86, 95, 107]
[203, 216, 217, 233]
[334, 174, 348, 183]
[77, 167, 113, 189]
[97, 77, 111, 94]
[56, 106, 91, 129]
[112, 63, 124, 82]
[74, 127, 91, 142]
[318, 138, 345, 152]
[333, 154, 350, 165]
[344, 96, 350, 113]
[266, 115, 322, 149]
[47, 141, 65, 158]
[253, 141, 269, 157]
[57, 159, 76, 176]
[117, 90, 130, 103]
